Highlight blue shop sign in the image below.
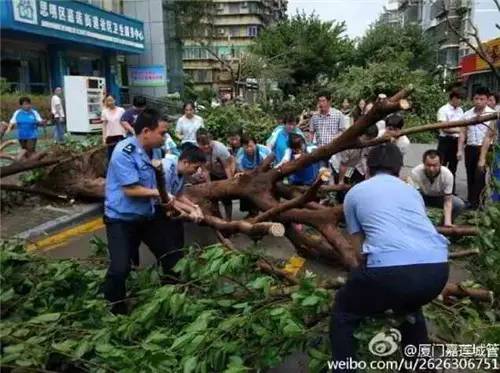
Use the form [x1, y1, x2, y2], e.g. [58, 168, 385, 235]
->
[1, 0, 144, 53]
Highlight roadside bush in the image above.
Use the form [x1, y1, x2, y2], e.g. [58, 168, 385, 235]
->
[201, 104, 276, 143]
[0, 93, 51, 122]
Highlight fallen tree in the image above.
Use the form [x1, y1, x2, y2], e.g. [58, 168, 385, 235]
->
[1, 90, 497, 269]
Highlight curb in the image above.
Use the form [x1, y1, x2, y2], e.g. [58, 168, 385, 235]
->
[16, 203, 103, 241]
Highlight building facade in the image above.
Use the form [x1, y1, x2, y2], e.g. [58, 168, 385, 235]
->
[460, 37, 499, 97]
[122, 0, 184, 98]
[378, 0, 499, 76]
[1, 0, 144, 103]
[182, 0, 287, 94]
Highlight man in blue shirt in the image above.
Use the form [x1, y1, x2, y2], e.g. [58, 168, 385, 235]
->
[104, 108, 176, 314]
[330, 143, 449, 372]
[266, 113, 304, 164]
[7, 96, 45, 157]
[160, 148, 206, 220]
[120, 95, 146, 136]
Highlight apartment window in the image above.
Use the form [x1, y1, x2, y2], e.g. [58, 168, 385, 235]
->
[229, 3, 239, 13]
[229, 26, 240, 37]
[192, 69, 212, 83]
[247, 26, 258, 37]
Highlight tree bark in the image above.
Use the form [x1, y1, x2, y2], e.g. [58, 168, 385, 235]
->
[436, 225, 479, 237]
[0, 183, 71, 201]
[440, 282, 494, 304]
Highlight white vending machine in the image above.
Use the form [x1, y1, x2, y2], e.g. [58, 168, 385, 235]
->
[64, 76, 106, 133]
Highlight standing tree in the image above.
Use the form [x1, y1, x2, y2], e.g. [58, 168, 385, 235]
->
[354, 23, 436, 72]
[250, 13, 354, 95]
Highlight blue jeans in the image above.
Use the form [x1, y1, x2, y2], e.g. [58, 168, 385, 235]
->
[330, 262, 449, 372]
[53, 118, 66, 142]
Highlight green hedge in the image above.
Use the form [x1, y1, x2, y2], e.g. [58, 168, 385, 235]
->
[1, 93, 52, 122]
[201, 104, 277, 143]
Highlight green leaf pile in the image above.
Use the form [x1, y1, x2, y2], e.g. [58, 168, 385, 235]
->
[0, 241, 331, 372]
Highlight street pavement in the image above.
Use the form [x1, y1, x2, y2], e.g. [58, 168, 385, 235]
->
[4, 142, 471, 373]
[23, 142, 469, 284]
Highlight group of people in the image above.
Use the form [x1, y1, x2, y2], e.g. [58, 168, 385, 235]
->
[101, 87, 498, 371]
[3, 84, 498, 368]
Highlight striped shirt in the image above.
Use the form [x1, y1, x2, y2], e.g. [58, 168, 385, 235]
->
[310, 108, 346, 146]
[463, 106, 496, 146]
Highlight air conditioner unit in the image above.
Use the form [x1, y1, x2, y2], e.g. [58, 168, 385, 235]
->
[218, 28, 226, 35]
[241, 2, 248, 8]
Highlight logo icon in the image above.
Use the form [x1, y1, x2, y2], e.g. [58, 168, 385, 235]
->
[368, 328, 402, 357]
[12, 0, 38, 25]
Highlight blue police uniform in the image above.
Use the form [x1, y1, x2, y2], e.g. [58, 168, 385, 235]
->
[330, 173, 449, 371]
[105, 137, 157, 220]
[103, 137, 184, 313]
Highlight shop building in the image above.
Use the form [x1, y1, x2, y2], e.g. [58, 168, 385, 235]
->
[460, 37, 500, 97]
[0, 0, 144, 103]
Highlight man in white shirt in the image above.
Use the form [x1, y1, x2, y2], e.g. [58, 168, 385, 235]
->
[51, 87, 65, 143]
[437, 90, 463, 182]
[457, 87, 496, 208]
[378, 114, 410, 158]
[411, 150, 464, 226]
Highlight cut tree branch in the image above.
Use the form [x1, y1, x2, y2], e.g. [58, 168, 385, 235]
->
[440, 282, 494, 304]
[0, 183, 71, 201]
[436, 225, 479, 236]
[449, 248, 480, 259]
[358, 112, 500, 149]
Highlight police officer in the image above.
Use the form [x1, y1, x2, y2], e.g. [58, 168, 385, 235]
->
[103, 108, 177, 314]
[330, 143, 449, 372]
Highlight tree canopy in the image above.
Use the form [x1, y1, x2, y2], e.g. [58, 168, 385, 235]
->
[250, 13, 354, 94]
[354, 23, 436, 71]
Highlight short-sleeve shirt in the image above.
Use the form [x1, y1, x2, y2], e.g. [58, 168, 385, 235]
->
[176, 115, 204, 145]
[161, 157, 185, 196]
[378, 128, 410, 156]
[205, 140, 231, 179]
[410, 164, 454, 197]
[101, 106, 126, 138]
[310, 108, 345, 146]
[236, 144, 270, 171]
[163, 133, 180, 156]
[463, 106, 496, 146]
[51, 95, 65, 119]
[437, 103, 463, 137]
[120, 107, 142, 126]
[339, 148, 370, 176]
[10, 109, 42, 140]
[343, 173, 448, 268]
[266, 125, 304, 163]
[105, 136, 158, 220]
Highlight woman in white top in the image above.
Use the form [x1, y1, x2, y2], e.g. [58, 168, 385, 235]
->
[101, 95, 126, 159]
[176, 102, 204, 152]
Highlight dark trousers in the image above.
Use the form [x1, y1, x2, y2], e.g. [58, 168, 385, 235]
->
[105, 135, 125, 160]
[464, 145, 486, 208]
[330, 262, 449, 372]
[103, 212, 184, 312]
[437, 136, 458, 188]
[421, 193, 465, 223]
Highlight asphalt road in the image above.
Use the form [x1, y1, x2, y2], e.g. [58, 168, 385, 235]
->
[25, 143, 472, 373]
[35, 143, 468, 281]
